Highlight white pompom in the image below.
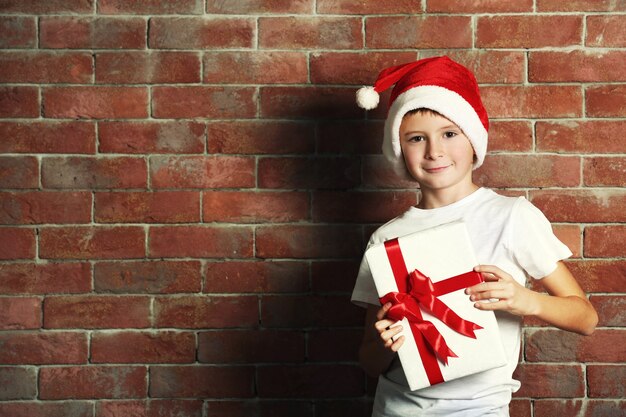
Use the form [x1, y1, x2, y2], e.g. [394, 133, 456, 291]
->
[356, 86, 380, 110]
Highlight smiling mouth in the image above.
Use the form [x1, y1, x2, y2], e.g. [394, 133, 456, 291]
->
[423, 165, 451, 173]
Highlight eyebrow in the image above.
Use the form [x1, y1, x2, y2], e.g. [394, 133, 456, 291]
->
[403, 125, 460, 136]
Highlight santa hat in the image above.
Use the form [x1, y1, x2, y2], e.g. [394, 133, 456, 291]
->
[356, 56, 489, 172]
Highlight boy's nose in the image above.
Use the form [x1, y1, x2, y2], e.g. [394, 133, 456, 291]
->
[425, 140, 444, 159]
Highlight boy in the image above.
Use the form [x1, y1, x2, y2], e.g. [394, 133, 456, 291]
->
[352, 57, 597, 416]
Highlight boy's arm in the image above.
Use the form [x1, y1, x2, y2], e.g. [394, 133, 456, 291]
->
[358, 303, 404, 377]
[467, 261, 598, 335]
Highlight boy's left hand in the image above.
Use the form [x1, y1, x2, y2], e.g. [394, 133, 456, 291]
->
[465, 265, 538, 317]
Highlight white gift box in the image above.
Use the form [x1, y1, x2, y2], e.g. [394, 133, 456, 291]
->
[365, 220, 507, 391]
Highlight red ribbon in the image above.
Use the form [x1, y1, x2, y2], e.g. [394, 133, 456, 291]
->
[379, 238, 484, 386]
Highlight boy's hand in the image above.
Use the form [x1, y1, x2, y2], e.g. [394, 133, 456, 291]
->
[466, 265, 538, 317]
[374, 302, 405, 352]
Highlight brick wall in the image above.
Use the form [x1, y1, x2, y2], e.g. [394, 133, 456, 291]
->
[0, 1, 624, 416]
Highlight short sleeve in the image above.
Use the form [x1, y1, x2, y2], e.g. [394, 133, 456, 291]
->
[507, 198, 572, 279]
[351, 241, 382, 308]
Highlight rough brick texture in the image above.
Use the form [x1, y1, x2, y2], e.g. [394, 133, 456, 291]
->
[0, 1, 623, 415]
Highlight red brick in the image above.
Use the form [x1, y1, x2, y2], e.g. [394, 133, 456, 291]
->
[366, 16, 471, 49]
[362, 155, 419, 189]
[43, 87, 148, 119]
[590, 295, 626, 327]
[0, 121, 95, 154]
[0, 402, 93, 417]
[44, 295, 150, 329]
[95, 260, 202, 293]
[308, 329, 361, 361]
[586, 85, 626, 117]
[584, 157, 626, 187]
[198, 330, 305, 363]
[259, 17, 361, 49]
[423, 50, 526, 84]
[208, 121, 315, 154]
[318, 0, 421, 13]
[537, 121, 625, 153]
[260, 86, 362, 120]
[257, 364, 363, 398]
[0, 17, 36, 48]
[427, 0, 532, 12]
[0, 0, 94, 13]
[96, 52, 200, 84]
[99, 121, 204, 154]
[150, 156, 255, 189]
[0, 228, 35, 259]
[0, 367, 36, 400]
[97, 400, 203, 417]
[42, 156, 147, 189]
[261, 295, 363, 327]
[256, 225, 363, 259]
[99, 0, 203, 14]
[530, 190, 626, 222]
[152, 86, 255, 119]
[317, 121, 383, 155]
[95, 191, 200, 223]
[509, 399, 531, 417]
[203, 191, 308, 223]
[0, 331, 87, 364]
[311, 52, 416, 85]
[258, 157, 360, 189]
[525, 329, 626, 362]
[205, 401, 314, 417]
[0, 156, 38, 189]
[0, 52, 92, 83]
[477, 16, 582, 48]
[487, 121, 532, 152]
[482, 86, 582, 118]
[154, 296, 258, 328]
[0, 191, 91, 224]
[553, 225, 581, 258]
[149, 226, 253, 258]
[513, 364, 584, 398]
[207, 0, 311, 13]
[584, 226, 626, 258]
[530, 51, 626, 82]
[204, 51, 307, 84]
[474, 155, 580, 188]
[312, 191, 416, 223]
[588, 365, 626, 398]
[0, 297, 40, 329]
[537, 0, 626, 11]
[0, 262, 91, 294]
[39, 226, 145, 260]
[92, 331, 195, 363]
[40, 366, 147, 399]
[311, 260, 360, 293]
[0, 86, 39, 118]
[567, 260, 626, 293]
[40, 17, 145, 49]
[532, 399, 583, 417]
[150, 365, 255, 398]
[587, 15, 626, 47]
[149, 17, 254, 49]
[204, 261, 309, 293]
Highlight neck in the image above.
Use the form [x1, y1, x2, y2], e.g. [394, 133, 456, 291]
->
[417, 183, 480, 209]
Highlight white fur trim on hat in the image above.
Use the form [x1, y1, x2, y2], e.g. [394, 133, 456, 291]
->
[356, 86, 380, 110]
[382, 85, 489, 174]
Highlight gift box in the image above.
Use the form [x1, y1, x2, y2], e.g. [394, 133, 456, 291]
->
[365, 220, 507, 391]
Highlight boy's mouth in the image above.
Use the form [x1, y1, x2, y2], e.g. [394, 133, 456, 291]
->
[423, 164, 451, 173]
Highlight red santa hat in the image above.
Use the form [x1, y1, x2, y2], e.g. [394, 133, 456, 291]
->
[356, 56, 489, 172]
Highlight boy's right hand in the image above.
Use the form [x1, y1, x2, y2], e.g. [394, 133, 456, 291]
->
[374, 302, 405, 352]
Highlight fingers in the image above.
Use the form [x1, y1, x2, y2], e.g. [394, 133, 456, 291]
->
[473, 299, 508, 311]
[375, 302, 392, 321]
[474, 265, 512, 281]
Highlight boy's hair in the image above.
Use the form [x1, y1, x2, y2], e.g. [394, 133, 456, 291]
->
[403, 108, 443, 119]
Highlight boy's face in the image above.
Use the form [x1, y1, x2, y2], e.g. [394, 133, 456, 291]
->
[399, 110, 476, 196]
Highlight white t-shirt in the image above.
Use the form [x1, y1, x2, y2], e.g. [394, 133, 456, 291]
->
[352, 188, 572, 413]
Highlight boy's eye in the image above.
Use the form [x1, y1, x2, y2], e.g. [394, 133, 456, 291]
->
[444, 131, 458, 138]
[408, 135, 425, 142]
